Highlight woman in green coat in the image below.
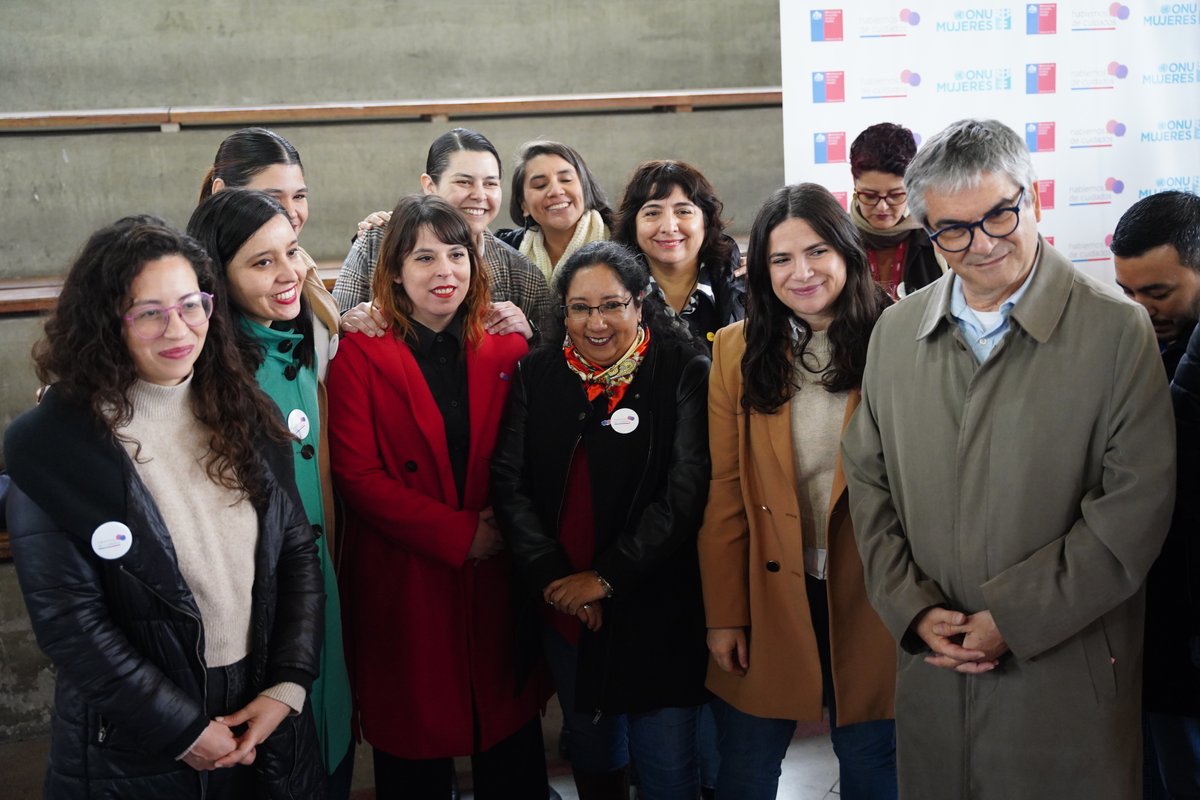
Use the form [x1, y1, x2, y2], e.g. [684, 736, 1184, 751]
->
[188, 186, 354, 800]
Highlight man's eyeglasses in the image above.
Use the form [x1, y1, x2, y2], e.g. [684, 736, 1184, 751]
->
[928, 188, 1025, 253]
[561, 297, 635, 321]
[855, 189, 908, 208]
[123, 292, 214, 340]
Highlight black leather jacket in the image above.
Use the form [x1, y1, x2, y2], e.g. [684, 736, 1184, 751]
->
[492, 335, 711, 715]
[4, 389, 326, 799]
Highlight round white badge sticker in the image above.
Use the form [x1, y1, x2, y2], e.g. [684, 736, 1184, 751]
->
[287, 409, 310, 440]
[91, 521, 133, 560]
[608, 408, 640, 435]
[327, 334, 339, 361]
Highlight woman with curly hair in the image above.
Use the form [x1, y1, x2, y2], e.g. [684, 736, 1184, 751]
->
[613, 159, 745, 351]
[4, 217, 325, 799]
[699, 184, 897, 798]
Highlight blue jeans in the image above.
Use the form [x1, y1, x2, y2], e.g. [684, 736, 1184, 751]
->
[541, 624, 700, 799]
[1146, 712, 1200, 798]
[709, 575, 897, 799]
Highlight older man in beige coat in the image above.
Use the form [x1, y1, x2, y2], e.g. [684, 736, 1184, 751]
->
[842, 118, 1176, 799]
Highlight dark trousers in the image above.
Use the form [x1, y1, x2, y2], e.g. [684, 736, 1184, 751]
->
[372, 716, 548, 799]
[202, 657, 258, 800]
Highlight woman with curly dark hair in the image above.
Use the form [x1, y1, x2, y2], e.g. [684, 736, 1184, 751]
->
[4, 217, 325, 799]
[493, 241, 711, 798]
[849, 122, 945, 299]
[698, 184, 897, 798]
[614, 160, 745, 351]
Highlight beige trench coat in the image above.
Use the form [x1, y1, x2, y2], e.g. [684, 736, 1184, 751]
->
[699, 321, 896, 725]
[842, 240, 1175, 799]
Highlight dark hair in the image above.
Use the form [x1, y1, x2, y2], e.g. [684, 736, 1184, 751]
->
[508, 140, 614, 230]
[1111, 191, 1200, 272]
[850, 122, 918, 180]
[425, 128, 502, 184]
[614, 160, 734, 274]
[741, 184, 890, 414]
[199, 127, 303, 202]
[543, 240, 695, 350]
[373, 194, 492, 345]
[186, 188, 314, 372]
[32, 217, 288, 507]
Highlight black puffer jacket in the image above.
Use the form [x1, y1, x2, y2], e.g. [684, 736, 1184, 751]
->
[4, 388, 326, 799]
[492, 336, 711, 716]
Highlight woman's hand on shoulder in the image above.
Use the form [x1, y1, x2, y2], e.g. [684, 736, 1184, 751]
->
[182, 720, 238, 771]
[707, 627, 749, 676]
[213, 695, 293, 768]
[356, 210, 392, 234]
[484, 301, 533, 339]
[340, 302, 389, 337]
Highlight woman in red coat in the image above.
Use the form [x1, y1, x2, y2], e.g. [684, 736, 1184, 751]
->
[326, 194, 546, 798]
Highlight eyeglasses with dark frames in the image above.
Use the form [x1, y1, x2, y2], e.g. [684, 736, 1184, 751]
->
[561, 297, 635, 321]
[927, 187, 1026, 253]
[854, 189, 908, 208]
[123, 292, 214, 340]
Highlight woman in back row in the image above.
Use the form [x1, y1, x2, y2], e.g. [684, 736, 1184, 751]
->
[336, 127, 551, 341]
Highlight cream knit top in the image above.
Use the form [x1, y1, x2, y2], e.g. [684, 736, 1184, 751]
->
[788, 329, 847, 580]
[119, 377, 304, 712]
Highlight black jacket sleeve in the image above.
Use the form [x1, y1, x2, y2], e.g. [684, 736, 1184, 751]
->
[7, 487, 209, 759]
[591, 353, 712, 594]
[261, 456, 325, 692]
[492, 359, 576, 594]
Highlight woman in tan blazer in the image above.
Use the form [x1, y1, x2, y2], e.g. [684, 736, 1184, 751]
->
[698, 184, 896, 799]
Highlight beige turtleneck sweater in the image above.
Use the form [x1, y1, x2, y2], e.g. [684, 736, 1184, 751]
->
[787, 329, 848, 580]
[119, 377, 304, 713]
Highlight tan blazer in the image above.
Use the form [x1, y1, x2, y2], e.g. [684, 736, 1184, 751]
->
[698, 321, 894, 724]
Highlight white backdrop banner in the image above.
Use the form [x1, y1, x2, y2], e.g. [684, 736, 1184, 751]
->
[780, 1, 1200, 282]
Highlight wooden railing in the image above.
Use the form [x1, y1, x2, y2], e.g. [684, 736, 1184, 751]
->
[0, 87, 782, 134]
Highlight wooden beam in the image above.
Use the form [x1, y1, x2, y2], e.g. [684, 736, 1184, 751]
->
[0, 88, 782, 134]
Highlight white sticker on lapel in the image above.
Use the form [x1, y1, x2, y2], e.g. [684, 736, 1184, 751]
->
[287, 409, 311, 440]
[608, 408, 640, 435]
[92, 521, 133, 560]
[328, 334, 339, 361]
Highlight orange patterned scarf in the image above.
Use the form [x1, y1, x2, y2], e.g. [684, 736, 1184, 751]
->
[563, 326, 650, 412]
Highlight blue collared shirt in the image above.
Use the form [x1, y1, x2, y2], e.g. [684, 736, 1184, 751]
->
[949, 262, 1038, 363]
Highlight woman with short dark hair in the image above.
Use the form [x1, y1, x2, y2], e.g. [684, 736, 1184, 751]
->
[493, 240, 711, 798]
[5, 217, 325, 799]
[849, 122, 944, 299]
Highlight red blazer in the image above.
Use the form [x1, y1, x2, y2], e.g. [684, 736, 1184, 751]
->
[326, 327, 537, 759]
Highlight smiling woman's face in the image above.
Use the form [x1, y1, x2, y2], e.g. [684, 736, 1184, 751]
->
[521, 154, 586, 234]
[563, 263, 641, 367]
[394, 225, 472, 332]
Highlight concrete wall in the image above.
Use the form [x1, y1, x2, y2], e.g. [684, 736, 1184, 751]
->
[0, 0, 783, 744]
